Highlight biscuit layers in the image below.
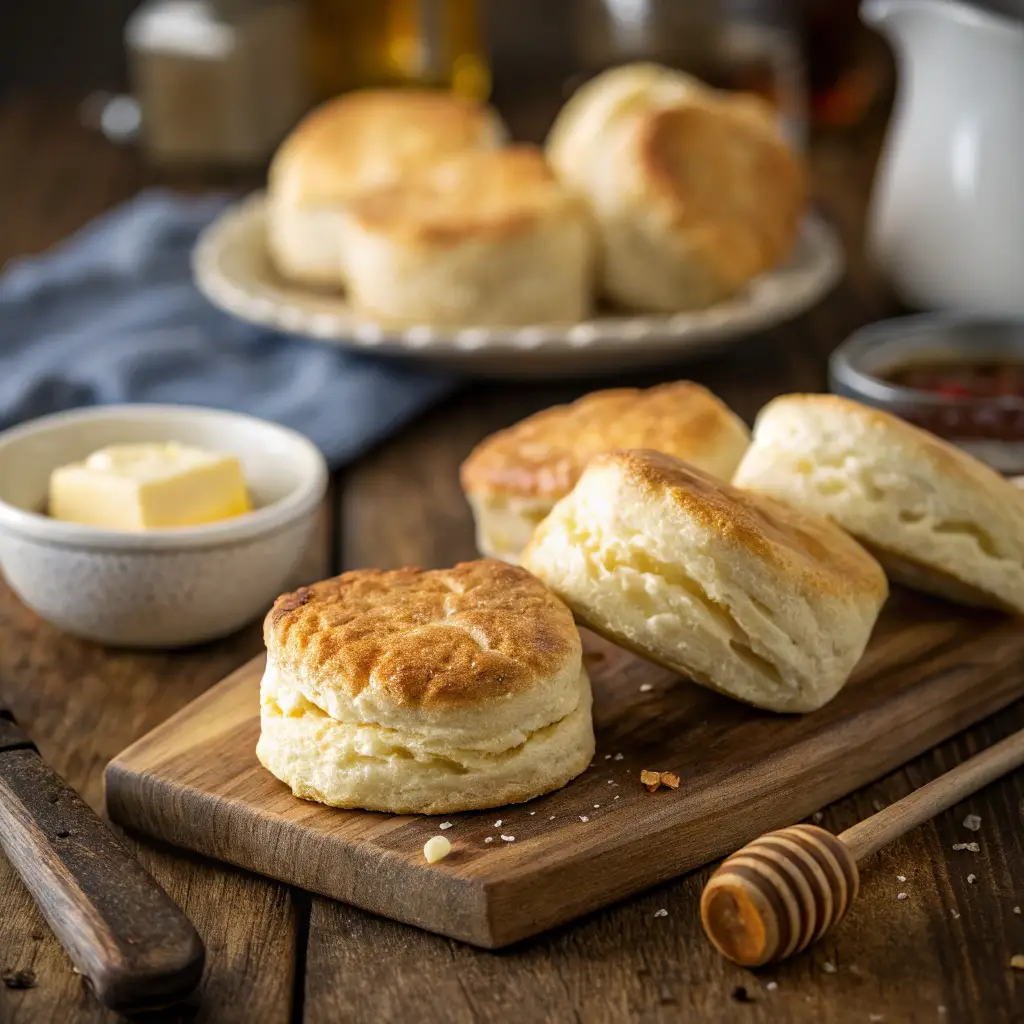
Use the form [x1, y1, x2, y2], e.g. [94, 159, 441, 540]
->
[257, 560, 594, 814]
[733, 394, 1024, 613]
[521, 450, 887, 713]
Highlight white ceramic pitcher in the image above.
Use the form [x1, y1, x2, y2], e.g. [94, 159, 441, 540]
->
[863, 0, 1024, 315]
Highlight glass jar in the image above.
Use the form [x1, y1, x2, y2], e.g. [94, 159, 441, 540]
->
[306, 0, 490, 101]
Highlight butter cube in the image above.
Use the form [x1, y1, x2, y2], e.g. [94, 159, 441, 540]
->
[49, 443, 252, 530]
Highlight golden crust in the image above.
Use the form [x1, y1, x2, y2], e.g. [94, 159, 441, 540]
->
[343, 146, 584, 246]
[763, 394, 1019, 494]
[608, 449, 888, 601]
[264, 559, 579, 710]
[269, 89, 502, 207]
[460, 382, 750, 500]
[637, 99, 806, 292]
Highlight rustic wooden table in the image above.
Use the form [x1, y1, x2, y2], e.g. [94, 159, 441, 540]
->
[0, 93, 1021, 1024]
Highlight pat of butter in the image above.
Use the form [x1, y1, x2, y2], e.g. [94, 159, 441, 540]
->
[49, 443, 252, 530]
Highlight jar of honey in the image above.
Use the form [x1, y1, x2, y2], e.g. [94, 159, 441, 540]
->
[306, 0, 490, 101]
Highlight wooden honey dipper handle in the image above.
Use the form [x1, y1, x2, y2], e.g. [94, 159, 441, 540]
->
[701, 729, 1024, 967]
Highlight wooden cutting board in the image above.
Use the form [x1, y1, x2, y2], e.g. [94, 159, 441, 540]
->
[105, 590, 1024, 949]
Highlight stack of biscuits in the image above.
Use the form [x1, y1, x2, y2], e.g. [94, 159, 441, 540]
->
[258, 383, 1024, 817]
[265, 63, 806, 326]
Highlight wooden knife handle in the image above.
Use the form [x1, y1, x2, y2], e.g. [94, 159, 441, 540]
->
[0, 745, 204, 1012]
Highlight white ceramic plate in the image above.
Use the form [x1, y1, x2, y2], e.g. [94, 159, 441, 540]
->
[193, 192, 844, 377]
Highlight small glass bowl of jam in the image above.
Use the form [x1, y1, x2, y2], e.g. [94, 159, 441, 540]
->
[829, 314, 1024, 475]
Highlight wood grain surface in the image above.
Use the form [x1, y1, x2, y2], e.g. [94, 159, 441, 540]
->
[1, 89, 1022, 1023]
[105, 594, 1024, 949]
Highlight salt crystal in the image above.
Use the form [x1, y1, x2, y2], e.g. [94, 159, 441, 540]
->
[653, 908, 668, 918]
[593, 804, 600, 809]
[493, 820, 502, 827]
[604, 754, 612, 759]
[529, 811, 535, 816]
[952, 843, 968, 851]
[438, 822, 452, 830]
[614, 795, 621, 800]
[967, 874, 977, 884]
[963, 814, 982, 831]
[765, 982, 778, 992]
[897, 893, 908, 901]
[822, 961, 836, 974]
[500, 835, 515, 842]
[484, 837, 494, 843]
[614, 753, 624, 761]
[951, 909, 961, 919]
[549, 815, 555, 820]
[639, 684, 654, 692]
[897, 875, 907, 882]
[579, 815, 589, 822]
[1014, 906, 1021, 915]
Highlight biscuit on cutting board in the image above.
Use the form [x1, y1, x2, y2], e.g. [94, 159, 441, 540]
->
[733, 394, 1024, 613]
[521, 450, 887, 713]
[266, 89, 506, 289]
[257, 559, 594, 814]
[461, 381, 750, 563]
[546, 62, 806, 312]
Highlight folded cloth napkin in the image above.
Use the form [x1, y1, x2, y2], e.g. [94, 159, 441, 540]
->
[0, 190, 456, 467]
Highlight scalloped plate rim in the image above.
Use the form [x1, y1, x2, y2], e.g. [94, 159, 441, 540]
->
[192, 192, 845, 369]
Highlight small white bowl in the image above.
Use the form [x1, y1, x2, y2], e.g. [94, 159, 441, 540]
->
[0, 405, 328, 647]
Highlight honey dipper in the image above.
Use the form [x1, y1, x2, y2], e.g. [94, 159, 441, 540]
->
[700, 729, 1024, 966]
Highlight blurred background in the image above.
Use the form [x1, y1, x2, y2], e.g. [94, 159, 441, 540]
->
[0, 0, 892, 177]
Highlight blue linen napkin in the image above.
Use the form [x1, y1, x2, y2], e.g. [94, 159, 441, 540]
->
[0, 190, 457, 467]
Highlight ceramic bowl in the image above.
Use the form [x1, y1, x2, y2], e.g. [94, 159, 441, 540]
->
[830, 313, 1024, 474]
[0, 405, 328, 647]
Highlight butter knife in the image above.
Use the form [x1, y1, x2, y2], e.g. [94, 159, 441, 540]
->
[0, 706, 204, 1011]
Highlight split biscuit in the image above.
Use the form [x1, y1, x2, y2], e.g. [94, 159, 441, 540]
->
[521, 450, 887, 713]
[461, 382, 750, 563]
[257, 559, 594, 814]
[733, 394, 1024, 613]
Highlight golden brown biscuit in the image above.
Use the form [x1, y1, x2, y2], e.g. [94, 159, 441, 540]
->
[546, 62, 806, 311]
[460, 382, 750, 562]
[266, 89, 506, 289]
[733, 394, 1024, 613]
[338, 146, 595, 326]
[257, 560, 594, 814]
[521, 450, 887, 713]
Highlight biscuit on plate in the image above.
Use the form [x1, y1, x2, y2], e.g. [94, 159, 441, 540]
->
[733, 394, 1024, 613]
[257, 559, 594, 814]
[546, 62, 806, 311]
[520, 450, 887, 713]
[267, 89, 505, 289]
[461, 382, 750, 563]
[337, 145, 594, 327]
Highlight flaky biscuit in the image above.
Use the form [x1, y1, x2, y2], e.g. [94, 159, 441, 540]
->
[266, 89, 505, 289]
[521, 450, 887, 713]
[338, 146, 594, 326]
[546, 62, 806, 311]
[733, 395, 1024, 613]
[461, 382, 750, 562]
[257, 560, 594, 813]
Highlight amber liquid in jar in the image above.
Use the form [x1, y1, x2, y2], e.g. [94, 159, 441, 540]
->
[306, 0, 490, 101]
